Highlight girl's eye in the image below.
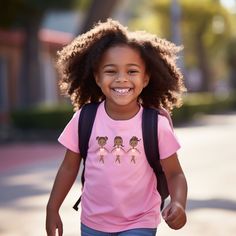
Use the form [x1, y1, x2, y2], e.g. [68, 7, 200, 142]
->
[105, 70, 116, 74]
[128, 70, 139, 75]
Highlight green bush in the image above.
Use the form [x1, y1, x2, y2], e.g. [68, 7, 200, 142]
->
[11, 105, 74, 130]
[11, 92, 236, 129]
[172, 92, 236, 125]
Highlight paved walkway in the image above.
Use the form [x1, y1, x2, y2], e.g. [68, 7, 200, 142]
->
[0, 113, 236, 236]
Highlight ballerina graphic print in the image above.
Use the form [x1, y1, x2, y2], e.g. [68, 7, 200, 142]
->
[96, 136, 109, 163]
[111, 136, 125, 164]
[127, 136, 141, 163]
[94, 135, 142, 164]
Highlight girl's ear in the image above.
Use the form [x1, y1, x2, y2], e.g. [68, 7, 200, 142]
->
[143, 74, 150, 88]
[94, 73, 101, 87]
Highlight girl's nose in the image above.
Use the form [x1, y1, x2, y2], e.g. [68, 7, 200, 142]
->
[115, 73, 128, 82]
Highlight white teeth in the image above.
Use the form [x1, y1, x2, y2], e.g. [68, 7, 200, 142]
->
[113, 88, 131, 94]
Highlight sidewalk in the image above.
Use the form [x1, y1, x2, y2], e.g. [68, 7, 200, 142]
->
[0, 113, 236, 236]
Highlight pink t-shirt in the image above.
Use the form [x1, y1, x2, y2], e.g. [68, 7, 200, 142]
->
[58, 101, 180, 232]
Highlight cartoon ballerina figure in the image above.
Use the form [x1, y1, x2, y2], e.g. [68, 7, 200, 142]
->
[111, 136, 125, 164]
[127, 136, 141, 164]
[96, 136, 109, 163]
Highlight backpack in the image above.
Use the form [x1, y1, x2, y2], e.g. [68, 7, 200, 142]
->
[73, 102, 169, 211]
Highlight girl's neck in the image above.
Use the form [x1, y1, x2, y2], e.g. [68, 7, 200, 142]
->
[104, 101, 140, 120]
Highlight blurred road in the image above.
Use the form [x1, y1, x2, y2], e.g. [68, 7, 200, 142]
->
[0, 112, 236, 236]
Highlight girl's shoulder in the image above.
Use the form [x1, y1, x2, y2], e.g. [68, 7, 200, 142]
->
[158, 108, 173, 130]
[67, 109, 82, 125]
[157, 113, 175, 135]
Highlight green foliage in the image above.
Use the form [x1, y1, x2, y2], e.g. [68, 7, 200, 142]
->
[11, 105, 74, 130]
[74, 0, 92, 11]
[128, 1, 164, 36]
[10, 93, 236, 129]
[172, 92, 236, 125]
[130, 0, 233, 91]
[150, 0, 231, 65]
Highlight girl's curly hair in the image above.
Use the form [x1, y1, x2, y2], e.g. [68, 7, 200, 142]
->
[57, 18, 186, 112]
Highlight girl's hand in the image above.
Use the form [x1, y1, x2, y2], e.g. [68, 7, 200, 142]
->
[45, 149, 81, 236]
[46, 210, 63, 236]
[162, 201, 187, 230]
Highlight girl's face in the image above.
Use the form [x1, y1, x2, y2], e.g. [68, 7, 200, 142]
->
[94, 45, 149, 115]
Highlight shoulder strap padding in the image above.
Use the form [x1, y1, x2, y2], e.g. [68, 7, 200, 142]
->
[79, 102, 100, 160]
[142, 107, 169, 203]
[79, 102, 100, 185]
[73, 102, 99, 211]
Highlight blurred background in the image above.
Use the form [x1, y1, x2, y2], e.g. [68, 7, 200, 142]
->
[0, 0, 236, 235]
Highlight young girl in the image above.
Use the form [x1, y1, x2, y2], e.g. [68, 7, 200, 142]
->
[46, 19, 187, 236]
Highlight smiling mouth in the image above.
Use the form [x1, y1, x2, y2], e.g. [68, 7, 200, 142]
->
[112, 88, 132, 95]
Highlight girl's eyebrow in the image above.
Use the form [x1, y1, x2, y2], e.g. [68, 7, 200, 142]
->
[102, 63, 141, 68]
[102, 64, 116, 68]
[127, 63, 141, 68]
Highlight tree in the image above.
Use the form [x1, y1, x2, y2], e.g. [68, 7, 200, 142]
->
[226, 39, 236, 90]
[155, 0, 230, 91]
[0, 0, 119, 107]
[79, 0, 119, 34]
[0, 0, 76, 107]
[130, 0, 231, 91]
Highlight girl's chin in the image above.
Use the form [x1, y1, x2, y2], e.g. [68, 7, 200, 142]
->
[106, 98, 138, 108]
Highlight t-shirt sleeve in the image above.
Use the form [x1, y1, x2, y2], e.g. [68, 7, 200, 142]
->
[158, 115, 181, 159]
[58, 110, 81, 153]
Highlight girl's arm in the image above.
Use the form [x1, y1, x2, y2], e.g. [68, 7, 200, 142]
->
[160, 153, 187, 230]
[46, 149, 81, 236]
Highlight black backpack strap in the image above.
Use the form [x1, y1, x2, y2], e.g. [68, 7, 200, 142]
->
[73, 102, 100, 211]
[142, 107, 169, 210]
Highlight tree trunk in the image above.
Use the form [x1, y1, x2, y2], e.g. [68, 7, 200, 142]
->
[195, 34, 212, 91]
[79, 0, 119, 34]
[19, 14, 43, 108]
